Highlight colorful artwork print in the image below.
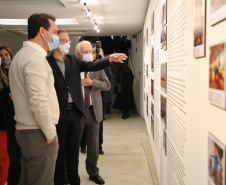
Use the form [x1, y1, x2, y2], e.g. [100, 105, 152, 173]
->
[209, 42, 225, 91]
[208, 133, 225, 185]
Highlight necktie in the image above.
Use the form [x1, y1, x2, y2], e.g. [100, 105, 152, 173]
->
[84, 72, 90, 109]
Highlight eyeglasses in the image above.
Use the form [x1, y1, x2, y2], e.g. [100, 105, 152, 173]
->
[59, 39, 71, 44]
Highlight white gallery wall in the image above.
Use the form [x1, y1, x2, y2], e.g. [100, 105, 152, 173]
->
[130, 0, 226, 184]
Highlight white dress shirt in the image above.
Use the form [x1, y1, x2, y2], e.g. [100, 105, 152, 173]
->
[9, 41, 60, 140]
[81, 72, 92, 106]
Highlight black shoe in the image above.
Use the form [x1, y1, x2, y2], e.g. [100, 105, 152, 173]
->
[122, 114, 127, 119]
[99, 150, 104, 155]
[81, 148, 86, 153]
[89, 175, 105, 184]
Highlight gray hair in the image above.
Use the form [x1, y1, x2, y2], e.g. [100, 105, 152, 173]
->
[75, 40, 92, 54]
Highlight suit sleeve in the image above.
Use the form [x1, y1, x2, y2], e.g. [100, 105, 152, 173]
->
[74, 55, 112, 72]
[92, 70, 111, 91]
[104, 67, 113, 81]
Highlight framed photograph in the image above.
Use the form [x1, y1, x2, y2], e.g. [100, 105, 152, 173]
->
[146, 28, 148, 46]
[151, 101, 154, 118]
[146, 92, 148, 117]
[209, 41, 226, 110]
[143, 74, 146, 89]
[161, 62, 167, 93]
[151, 117, 154, 139]
[143, 37, 146, 57]
[151, 46, 154, 71]
[163, 129, 167, 156]
[194, 0, 206, 58]
[151, 11, 154, 34]
[161, 95, 167, 128]
[163, 26, 167, 51]
[164, 0, 167, 25]
[144, 91, 145, 102]
[208, 133, 226, 185]
[210, 0, 226, 26]
[160, 5, 164, 49]
[151, 79, 154, 99]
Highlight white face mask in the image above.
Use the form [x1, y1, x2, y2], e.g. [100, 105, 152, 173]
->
[82, 54, 93, 62]
[59, 42, 70, 55]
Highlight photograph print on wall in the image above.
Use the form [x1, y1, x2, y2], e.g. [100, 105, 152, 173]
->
[160, 5, 164, 49]
[208, 133, 225, 185]
[151, 79, 154, 99]
[161, 95, 167, 128]
[161, 62, 167, 93]
[151, 116, 154, 140]
[210, 0, 226, 26]
[209, 40, 226, 110]
[163, 128, 167, 156]
[151, 11, 154, 34]
[151, 46, 154, 71]
[194, 0, 206, 58]
[164, 0, 167, 25]
[163, 26, 167, 51]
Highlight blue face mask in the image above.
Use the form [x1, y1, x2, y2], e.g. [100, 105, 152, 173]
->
[44, 30, 59, 51]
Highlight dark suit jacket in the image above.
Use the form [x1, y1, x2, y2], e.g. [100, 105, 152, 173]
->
[46, 54, 111, 125]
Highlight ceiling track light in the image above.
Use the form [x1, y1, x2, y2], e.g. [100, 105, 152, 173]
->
[80, 2, 101, 33]
[87, 10, 92, 17]
[78, 0, 85, 4]
[82, 3, 88, 13]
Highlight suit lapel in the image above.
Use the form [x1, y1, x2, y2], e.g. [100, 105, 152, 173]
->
[65, 57, 72, 83]
[49, 55, 65, 81]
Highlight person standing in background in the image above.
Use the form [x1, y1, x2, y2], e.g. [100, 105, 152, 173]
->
[113, 61, 135, 119]
[77, 41, 110, 185]
[0, 46, 21, 185]
[9, 13, 60, 185]
[47, 30, 127, 185]
[0, 66, 10, 185]
[0, 46, 13, 77]
[93, 47, 113, 154]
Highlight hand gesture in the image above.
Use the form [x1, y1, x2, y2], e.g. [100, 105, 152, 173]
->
[109, 53, 127, 63]
[81, 72, 93, 86]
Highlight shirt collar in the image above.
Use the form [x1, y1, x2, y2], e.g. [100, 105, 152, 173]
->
[52, 53, 66, 63]
[23, 41, 47, 57]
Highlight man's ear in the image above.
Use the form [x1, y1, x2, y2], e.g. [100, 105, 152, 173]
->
[39, 27, 45, 37]
[76, 53, 81, 58]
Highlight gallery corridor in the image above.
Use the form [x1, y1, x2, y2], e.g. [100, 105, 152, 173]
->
[78, 114, 159, 185]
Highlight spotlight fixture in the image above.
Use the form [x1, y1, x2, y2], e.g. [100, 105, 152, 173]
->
[78, 0, 85, 4]
[82, 3, 88, 13]
[87, 10, 92, 17]
[93, 23, 98, 30]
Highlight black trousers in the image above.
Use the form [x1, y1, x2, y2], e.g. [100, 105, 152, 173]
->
[54, 104, 82, 185]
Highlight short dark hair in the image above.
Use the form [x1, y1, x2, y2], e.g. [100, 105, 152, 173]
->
[57, 29, 67, 35]
[27, 13, 56, 40]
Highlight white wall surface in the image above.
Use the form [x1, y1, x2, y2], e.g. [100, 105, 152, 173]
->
[131, 0, 226, 184]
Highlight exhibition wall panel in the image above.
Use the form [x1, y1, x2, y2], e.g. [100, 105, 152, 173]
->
[131, 0, 226, 184]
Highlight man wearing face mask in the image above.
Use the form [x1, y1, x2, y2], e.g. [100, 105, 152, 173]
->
[9, 13, 60, 185]
[76, 41, 110, 185]
[47, 31, 127, 185]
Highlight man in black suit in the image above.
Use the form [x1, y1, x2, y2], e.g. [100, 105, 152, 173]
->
[46, 30, 127, 185]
